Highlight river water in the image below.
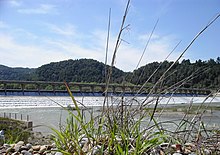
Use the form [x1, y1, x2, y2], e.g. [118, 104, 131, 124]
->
[0, 95, 220, 135]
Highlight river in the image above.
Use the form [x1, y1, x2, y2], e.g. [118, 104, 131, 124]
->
[0, 95, 220, 135]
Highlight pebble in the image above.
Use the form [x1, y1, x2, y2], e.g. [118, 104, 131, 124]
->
[0, 141, 57, 155]
[32, 145, 41, 151]
[3, 143, 11, 148]
[39, 145, 47, 153]
[91, 145, 101, 155]
[1, 134, 219, 155]
[172, 153, 182, 155]
[26, 143, 33, 150]
[17, 141, 25, 146]
[54, 152, 63, 155]
[21, 150, 32, 155]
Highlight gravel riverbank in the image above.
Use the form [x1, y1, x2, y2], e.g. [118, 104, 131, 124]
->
[1, 131, 220, 155]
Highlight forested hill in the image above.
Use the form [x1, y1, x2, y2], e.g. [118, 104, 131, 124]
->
[127, 58, 220, 89]
[0, 59, 125, 83]
[0, 65, 34, 80]
[0, 58, 220, 89]
[35, 59, 125, 83]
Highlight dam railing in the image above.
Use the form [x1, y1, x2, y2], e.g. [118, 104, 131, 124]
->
[0, 80, 212, 96]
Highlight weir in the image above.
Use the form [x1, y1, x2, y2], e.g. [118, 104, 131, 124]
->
[0, 80, 212, 96]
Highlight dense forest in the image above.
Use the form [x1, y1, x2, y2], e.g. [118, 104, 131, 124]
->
[0, 58, 220, 89]
[127, 58, 220, 89]
[0, 59, 125, 83]
[0, 65, 34, 80]
[35, 59, 124, 83]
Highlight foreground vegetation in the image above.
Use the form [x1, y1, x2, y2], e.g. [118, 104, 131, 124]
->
[0, 117, 31, 145]
[50, 84, 220, 154]
[50, 0, 220, 154]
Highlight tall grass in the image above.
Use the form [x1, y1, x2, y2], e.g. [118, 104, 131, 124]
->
[51, 0, 220, 154]
[0, 117, 31, 145]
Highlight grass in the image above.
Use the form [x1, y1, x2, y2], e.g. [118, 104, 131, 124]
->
[52, 94, 171, 154]
[0, 117, 31, 145]
[51, 0, 220, 154]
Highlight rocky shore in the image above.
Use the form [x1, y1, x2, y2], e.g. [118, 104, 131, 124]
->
[1, 132, 220, 155]
[0, 132, 58, 155]
[0, 140, 218, 155]
[0, 141, 60, 155]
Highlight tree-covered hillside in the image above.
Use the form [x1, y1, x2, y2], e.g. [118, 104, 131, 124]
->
[0, 65, 35, 80]
[0, 58, 220, 89]
[127, 58, 220, 89]
[35, 59, 125, 83]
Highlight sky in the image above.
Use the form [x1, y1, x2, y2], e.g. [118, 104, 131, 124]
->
[0, 0, 219, 71]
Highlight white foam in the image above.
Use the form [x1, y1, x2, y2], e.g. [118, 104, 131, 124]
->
[0, 96, 219, 109]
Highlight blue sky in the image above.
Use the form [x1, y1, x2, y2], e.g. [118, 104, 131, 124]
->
[0, 0, 219, 71]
